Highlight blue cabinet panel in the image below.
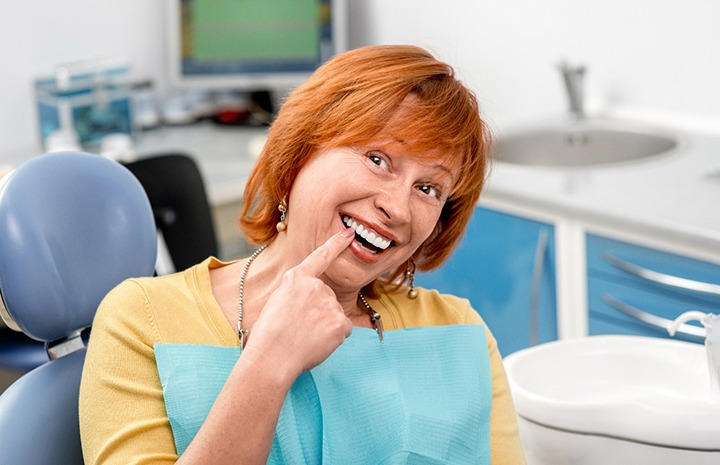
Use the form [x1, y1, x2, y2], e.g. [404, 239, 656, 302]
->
[416, 207, 557, 355]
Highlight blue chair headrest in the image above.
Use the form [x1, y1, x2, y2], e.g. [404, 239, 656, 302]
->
[0, 152, 157, 342]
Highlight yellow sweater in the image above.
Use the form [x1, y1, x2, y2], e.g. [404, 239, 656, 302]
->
[79, 257, 526, 464]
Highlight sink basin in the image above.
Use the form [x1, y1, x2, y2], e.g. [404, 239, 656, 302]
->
[504, 335, 720, 462]
[493, 121, 678, 168]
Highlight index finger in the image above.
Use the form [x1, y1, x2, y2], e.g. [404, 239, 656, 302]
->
[295, 228, 354, 277]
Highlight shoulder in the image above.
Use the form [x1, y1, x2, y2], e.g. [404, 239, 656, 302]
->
[99, 268, 194, 314]
[93, 258, 219, 343]
[374, 285, 483, 329]
[101, 257, 223, 305]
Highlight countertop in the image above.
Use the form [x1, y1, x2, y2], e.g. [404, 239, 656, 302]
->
[0, 122, 267, 207]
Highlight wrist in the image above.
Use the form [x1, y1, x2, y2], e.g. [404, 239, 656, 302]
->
[239, 344, 301, 390]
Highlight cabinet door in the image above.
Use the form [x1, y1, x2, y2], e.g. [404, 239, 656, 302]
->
[416, 207, 557, 355]
[587, 234, 720, 342]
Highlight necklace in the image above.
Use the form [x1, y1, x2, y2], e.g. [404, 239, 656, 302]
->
[237, 245, 385, 347]
[237, 245, 267, 348]
[358, 292, 385, 343]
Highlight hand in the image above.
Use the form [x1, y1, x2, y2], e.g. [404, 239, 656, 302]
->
[241, 228, 355, 380]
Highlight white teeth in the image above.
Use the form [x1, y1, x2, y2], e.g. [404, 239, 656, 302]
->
[342, 215, 391, 251]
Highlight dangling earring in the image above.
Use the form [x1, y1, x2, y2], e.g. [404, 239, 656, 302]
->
[276, 196, 287, 232]
[406, 258, 417, 299]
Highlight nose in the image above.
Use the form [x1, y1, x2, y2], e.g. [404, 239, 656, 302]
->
[374, 180, 412, 225]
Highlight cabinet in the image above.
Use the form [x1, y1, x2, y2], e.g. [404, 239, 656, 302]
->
[586, 234, 720, 342]
[416, 207, 558, 355]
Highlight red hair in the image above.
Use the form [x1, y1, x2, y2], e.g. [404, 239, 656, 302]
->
[240, 45, 491, 288]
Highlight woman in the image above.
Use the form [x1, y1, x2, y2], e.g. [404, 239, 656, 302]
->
[79, 45, 526, 464]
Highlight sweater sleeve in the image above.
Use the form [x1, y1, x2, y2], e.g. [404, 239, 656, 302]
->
[79, 279, 179, 465]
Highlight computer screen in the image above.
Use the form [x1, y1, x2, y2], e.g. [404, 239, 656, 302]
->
[166, 0, 348, 92]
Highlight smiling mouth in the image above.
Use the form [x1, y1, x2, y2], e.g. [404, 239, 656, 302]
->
[342, 215, 393, 254]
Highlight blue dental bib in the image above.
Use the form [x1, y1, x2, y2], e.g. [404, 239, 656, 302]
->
[155, 324, 492, 464]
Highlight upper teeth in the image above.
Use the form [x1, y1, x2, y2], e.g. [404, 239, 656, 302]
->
[343, 215, 392, 250]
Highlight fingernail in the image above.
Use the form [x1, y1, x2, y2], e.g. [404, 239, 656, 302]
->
[340, 227, 354, 238]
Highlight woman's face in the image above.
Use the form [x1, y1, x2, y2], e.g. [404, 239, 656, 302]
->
[285, 135, 458, 293]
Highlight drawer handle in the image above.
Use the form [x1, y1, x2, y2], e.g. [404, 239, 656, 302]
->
[602, 293, 705, 339]
[604, 253, 720, 296]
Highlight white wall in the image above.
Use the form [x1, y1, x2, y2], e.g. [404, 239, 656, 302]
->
[0, 0, 166, 158]
[1, 0, 719, 159]
[350, 0, 720, 135]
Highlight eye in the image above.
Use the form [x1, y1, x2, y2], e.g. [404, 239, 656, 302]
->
[366, 151, 390, 170]
[418, 184, 442, 199]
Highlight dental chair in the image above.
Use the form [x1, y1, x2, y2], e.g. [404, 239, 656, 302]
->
[0, 152, 157, 464]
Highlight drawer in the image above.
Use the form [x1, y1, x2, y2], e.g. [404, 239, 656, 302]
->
[587, 276, 718, 342]
[586, 234, 720, 304]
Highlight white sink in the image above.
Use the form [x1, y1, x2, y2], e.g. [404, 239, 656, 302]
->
[493, 120, 678, 168]
[504, 335, 720, 463]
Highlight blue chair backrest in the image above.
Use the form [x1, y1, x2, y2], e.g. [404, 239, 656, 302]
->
[0, 152, 157, 464]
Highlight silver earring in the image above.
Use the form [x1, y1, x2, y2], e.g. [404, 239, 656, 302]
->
[276, 197, 287, 232]
[406, 259, 417, 299]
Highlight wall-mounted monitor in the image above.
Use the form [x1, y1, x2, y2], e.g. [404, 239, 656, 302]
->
[166, 0, 348, 93]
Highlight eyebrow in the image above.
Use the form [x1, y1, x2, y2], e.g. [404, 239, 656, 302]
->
[424, 164, 458, 189]
[381, 135, 458, 183]
[431, 163, 456, 182]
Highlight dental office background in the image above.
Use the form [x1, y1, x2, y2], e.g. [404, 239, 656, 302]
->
[0, 0, 719, 160]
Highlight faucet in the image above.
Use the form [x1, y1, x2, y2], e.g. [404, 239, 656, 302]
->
[558, 61, 586, 120]
[669, 311, 720, 399]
